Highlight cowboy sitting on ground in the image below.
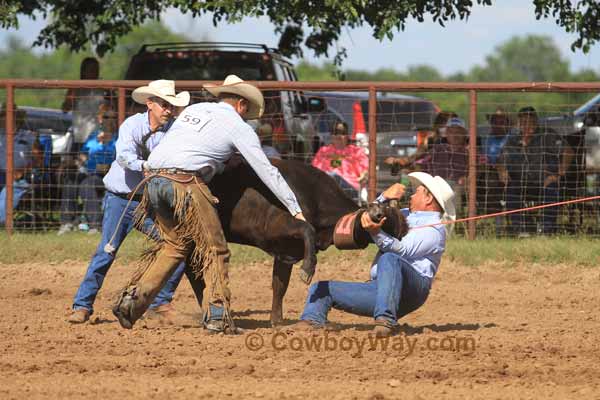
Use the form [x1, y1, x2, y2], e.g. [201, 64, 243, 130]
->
[292, 172, 455, 337]
[113, 75, 306, 333]
[67, 80, 188, 324]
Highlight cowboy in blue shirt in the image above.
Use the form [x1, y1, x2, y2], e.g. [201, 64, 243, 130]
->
[67, 80, 189, 324]
[295, 172, 455, 337]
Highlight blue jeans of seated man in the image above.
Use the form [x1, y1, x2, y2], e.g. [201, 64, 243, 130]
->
[300, 252, 431, 326]
[72, 191, 186, 314]
[147, 177, 226, 321]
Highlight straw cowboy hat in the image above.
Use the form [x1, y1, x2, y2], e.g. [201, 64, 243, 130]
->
[203, 75, 265, 120]
[408, 172, 456, 221]
[132, 80, 190, 107]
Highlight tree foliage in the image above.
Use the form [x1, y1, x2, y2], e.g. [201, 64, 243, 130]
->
[297, 34, 599, 121]
[0, 22, 188, 108]
[3, 0, 600, 65]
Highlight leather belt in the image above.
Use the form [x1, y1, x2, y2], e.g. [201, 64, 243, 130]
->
[149, 167, 211, 184]
[110, 191, 143, 202]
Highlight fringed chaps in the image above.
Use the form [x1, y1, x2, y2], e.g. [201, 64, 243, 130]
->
[126, 175, 233, 328]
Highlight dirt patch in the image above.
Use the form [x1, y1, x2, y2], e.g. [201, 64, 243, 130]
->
[0, 258, 599, 399]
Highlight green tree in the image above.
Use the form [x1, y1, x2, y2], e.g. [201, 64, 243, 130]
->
[469, 35, 570, 82]
[0, 22, 190, 108]
[2, 1, 600, 65]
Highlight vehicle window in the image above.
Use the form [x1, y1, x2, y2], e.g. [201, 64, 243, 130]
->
[360, 100, 435, 132]
[126, 53, 267, 81]
[23, 114, 71, 133]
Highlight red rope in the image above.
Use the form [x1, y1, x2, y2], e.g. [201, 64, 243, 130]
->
[414, 194, 600, 229]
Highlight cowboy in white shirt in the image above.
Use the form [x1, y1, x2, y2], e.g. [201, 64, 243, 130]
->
[114, 75, 305, 333]
[295, 172, 455, 337]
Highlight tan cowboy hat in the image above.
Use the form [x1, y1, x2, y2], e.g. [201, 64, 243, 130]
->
[408, 172, 456, 221]
[132, 80, 190, 107]
[203, 75, 265, 120]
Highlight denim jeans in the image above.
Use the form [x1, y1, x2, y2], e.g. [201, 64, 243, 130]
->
[300, 252, 431, 326]
[506, 181, 559, 234]
[72, 191, 186, 314]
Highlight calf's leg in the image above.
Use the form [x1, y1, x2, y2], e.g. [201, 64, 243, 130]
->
[271, 257, 293, 326]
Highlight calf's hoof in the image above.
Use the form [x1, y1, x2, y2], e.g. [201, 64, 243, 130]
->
[112, 286, 142, 329]
[298, 268, 315, 285]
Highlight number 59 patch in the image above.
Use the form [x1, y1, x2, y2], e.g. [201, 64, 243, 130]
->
[179, 113, 211, 132]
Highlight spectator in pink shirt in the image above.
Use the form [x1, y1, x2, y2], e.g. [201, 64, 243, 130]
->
[312, 121, 368, 202]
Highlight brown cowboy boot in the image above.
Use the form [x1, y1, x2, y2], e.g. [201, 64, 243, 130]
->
[145, 303, 178, 324]
[67, 308, 90, 324]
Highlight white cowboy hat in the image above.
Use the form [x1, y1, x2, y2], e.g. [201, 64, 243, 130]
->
[408, 172, 456, 221]
[132, 80, 190, 107]
[203, 75, 264, 120]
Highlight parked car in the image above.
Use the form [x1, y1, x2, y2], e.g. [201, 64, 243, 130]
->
[124, 42, 324, 159]
[305, 91, 439, 191]
[542, 94, 600, 172]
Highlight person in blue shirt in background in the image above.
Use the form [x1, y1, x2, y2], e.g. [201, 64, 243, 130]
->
[293, 172, 455, 337]
[67, 80, 189, 324]
[477, 108, 513, 231]
[75, 110, 118, 232]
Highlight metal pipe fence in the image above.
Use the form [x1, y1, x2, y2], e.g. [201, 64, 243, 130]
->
[2, 79, 600, 238]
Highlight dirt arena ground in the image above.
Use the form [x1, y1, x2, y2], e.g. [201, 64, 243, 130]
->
[1, 256, 599, 399]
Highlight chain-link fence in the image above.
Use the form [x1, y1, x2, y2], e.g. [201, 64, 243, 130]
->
[2, 80, 600, 238]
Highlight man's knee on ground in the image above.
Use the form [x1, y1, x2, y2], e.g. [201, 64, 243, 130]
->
[307, 281, 329, 301]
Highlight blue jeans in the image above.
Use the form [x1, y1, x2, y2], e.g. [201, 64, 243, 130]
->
[506, 181, 560, 234]
[300, 253, 431, 326]
[0, 179, 29, 224]
[72, 191, 186, 314]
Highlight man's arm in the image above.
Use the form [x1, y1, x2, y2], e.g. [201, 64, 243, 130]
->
[360, 211, 440, 259]
[115, 118, 145, 172]
[233, 129, 303, 217]
[544, 136, 575, 188]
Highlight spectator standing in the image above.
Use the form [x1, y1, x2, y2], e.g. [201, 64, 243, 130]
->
[423, 117, 468, 217]
[478, 108, 513, 224]
[312, 121, 368, 203]
[62, 57, 110, 144]
[497, 106, 574, 235]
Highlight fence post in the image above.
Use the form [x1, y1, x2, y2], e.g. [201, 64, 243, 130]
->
[468, 90, 478, 240]
[118, 87, 126, 127]
[368, 86, 377, 202]
[4, 84, 15, 235]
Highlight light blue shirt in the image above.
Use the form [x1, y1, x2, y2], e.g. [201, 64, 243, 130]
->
[147, 102, 301, 215]
[369, 208, 446, 280]
[103, 112, 171, 194]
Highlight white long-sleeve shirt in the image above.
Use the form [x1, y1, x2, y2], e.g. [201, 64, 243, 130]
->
[147, 102, 302, 215]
